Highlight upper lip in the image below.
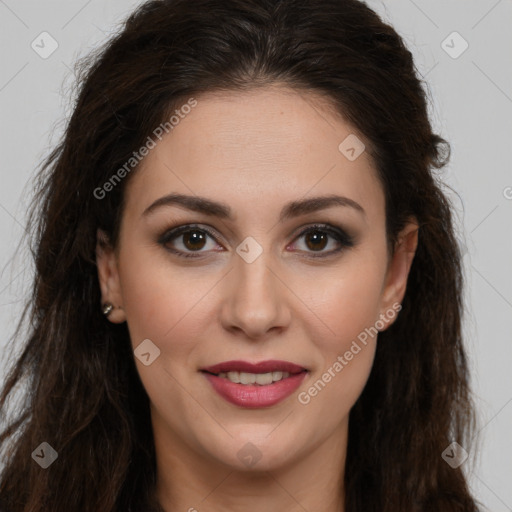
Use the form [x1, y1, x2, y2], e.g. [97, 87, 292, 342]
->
[200, 360, 308, 375]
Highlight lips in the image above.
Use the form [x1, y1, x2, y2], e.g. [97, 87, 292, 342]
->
[200, 360, 309, 408]
[200, 360, 307, 375]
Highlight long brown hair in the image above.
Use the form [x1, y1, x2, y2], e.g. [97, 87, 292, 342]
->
[0, 0, 481, 510]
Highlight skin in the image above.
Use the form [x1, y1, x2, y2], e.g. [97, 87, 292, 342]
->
[96, 84, 418, 512]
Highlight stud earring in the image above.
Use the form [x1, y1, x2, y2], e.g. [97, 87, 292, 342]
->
[102, 302, 114, 316]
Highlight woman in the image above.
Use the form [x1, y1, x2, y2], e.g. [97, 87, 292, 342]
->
[0, 0, 481, 510]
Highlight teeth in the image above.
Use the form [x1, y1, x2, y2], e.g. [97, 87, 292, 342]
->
[227, 371, 240, 383]
[240, 372, 256, 385]
[272, 371, 283, 381]
[255, 372, 273, 385]
[217, 371, 291, 385]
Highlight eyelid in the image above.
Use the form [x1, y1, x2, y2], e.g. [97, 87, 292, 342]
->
[289, 223, 355, 255]
[292, 223, 354, 244]
[157, 223, 222, 247]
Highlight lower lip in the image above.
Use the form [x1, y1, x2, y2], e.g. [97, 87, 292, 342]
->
[202, 371, 308, 408]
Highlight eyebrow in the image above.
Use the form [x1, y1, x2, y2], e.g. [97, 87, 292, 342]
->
[141, 193, 366, 222]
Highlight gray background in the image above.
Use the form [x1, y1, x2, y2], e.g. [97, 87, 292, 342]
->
[0, 1, 511, 510]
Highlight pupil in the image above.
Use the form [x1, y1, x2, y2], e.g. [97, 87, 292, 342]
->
[184, 230, 206, 251]
[306, 231, 327, 251]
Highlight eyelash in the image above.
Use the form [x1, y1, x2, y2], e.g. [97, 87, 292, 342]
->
[157, 223, 355, 259]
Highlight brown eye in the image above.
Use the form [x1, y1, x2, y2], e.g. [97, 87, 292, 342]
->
[182, 230, 208, 251]
[304, 230, 329, 251]
[158, 224, 220, 258]
[290, 224, 355, 257]
[159, 222, 355, 260]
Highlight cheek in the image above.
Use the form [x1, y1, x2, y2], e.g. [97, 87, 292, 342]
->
[117, 257, 216, 417]
[293, 256, 386, 411]
[117, 238, 215, 342]
[299, 254, 387, 350]
[117, 249, 224, 400]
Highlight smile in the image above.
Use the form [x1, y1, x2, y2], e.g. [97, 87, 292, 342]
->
[215, 370, 292, 385]
[200, 360, 309, 408]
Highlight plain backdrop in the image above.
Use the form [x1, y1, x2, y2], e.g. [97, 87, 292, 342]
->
[0, 1, 511, 510]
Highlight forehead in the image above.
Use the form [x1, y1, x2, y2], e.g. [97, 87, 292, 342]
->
[123, 85, 384, 223]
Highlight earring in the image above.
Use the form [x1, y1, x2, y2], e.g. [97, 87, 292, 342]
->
[102, 302, 114, 316]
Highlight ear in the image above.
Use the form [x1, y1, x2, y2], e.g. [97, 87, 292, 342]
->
[378, 218, 419, 331]
[96, 229, 127, 323]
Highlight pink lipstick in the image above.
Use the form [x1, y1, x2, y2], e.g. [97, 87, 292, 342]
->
[200, 360, 308, 408]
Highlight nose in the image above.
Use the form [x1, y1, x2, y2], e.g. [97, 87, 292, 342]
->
[219, 250, 292, 340]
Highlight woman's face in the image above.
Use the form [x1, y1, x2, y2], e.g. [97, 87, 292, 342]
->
[97, 85, 417, 473]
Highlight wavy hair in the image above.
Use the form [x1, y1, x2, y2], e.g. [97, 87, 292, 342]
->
[0, 0, 481, 510]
